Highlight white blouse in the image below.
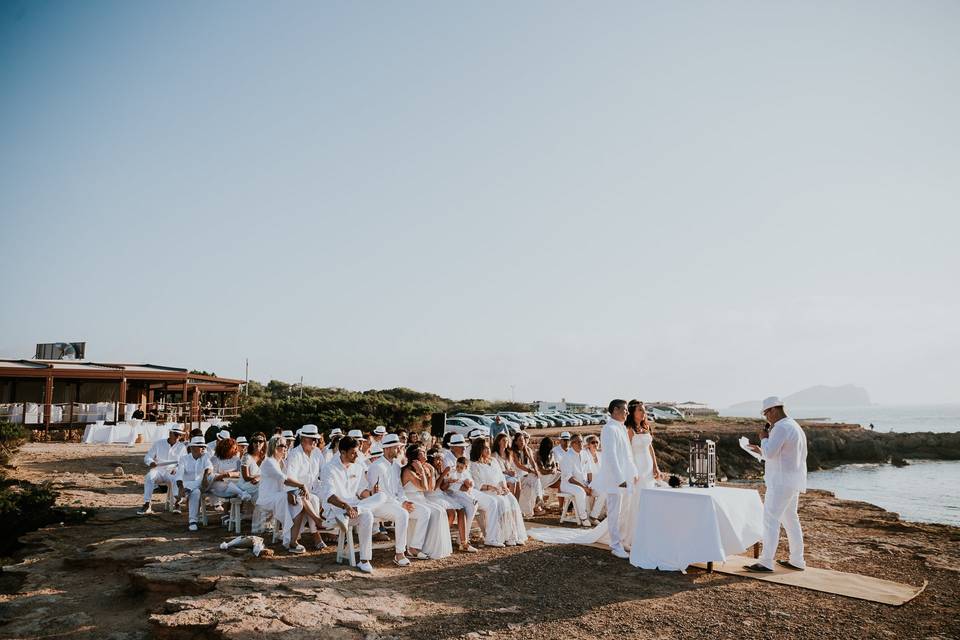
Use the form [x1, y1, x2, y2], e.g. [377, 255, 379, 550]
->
[471, 460, 506, 491]
[256, 456, 289, 507]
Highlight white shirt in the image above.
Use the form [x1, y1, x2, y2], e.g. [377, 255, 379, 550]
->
[447, 466, 472, 492]
[559, 447, 588, 486]
[551, 444, 569, 464]
[320, 456, 366, 510]
[595, 418, 637, 494]
[176, 452, 212, 485]
[256, 456, 288, 507]
[144, 438, 186, 472]
[366, 456, 404, 501]
[210, 454, 240, 478]
[471, 460, 507, 491]
[761, 417, 808, 492]
[286, 445, 324, 489]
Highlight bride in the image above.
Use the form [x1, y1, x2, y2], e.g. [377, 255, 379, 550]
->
[528, 399, 661, 548]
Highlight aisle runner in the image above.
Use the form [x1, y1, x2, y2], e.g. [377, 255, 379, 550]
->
[530, 524, 925, 606]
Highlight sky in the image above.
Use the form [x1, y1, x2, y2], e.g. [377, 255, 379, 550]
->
[1, 1, 958, 408]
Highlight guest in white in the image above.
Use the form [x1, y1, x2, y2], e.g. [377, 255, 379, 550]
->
[281, 430, 295, 447]
[492, 433, 520, 498]
[745, 397, 808, 573]
[595, 399, 637, 559]
[208, 436, 252, 502]
[237, 432, 266, 501]
[583, 435, 605, 520]
[469, 438, 527, 547]
[321, 435, 385, 573]
[372, 425, 387, 442]
[559, 434, 594, 527]
[511, 431, 543, 517]
[364, 435, 422, 566]
[256, 435, 309, 553]
[138, 424, 186, 515]
[400, 445, 454, 559]
[552, 432, 571, 465]
[440, 434, 479, 552]
[426, 449, 474, 552]
[175, 436, 213, 532]
[285, 424, 329, 549]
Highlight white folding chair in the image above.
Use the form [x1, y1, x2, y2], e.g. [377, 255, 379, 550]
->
[334, 516, 356, 567]
[557, 492, 579, 525]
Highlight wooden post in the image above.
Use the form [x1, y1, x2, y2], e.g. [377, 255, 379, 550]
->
[190, 385, 200, 426]
[43, 374, 54, 433]
[118, 378, 127, 422]
[182, 380, 189, 426]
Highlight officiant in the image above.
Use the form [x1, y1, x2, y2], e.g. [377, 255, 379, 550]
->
[744, 396, 808, 573]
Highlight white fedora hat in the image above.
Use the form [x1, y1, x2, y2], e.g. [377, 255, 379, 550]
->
[216, 430, 231, 440]
[347, 429, 363, 439]
[761, 396, 784, 414]
[373, 425, 387, 435]
[188, 436, 207, 448]
[167, 424, 185, 434]
[448, 434, 467, 447]
[369, 443, 384, 456]
[382, 433, 402, 448]
[559, 431, 571, 440]
[329, 427, 343, 436]
[281, 429, 295, 439]
[236, 436, 248, 445]
[298, 424, 321, 439]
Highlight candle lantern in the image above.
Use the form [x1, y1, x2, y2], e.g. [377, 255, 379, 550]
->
[688, 435, 717, 487]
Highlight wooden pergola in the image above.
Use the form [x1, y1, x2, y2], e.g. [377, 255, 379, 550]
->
[0, 359, 243, 430]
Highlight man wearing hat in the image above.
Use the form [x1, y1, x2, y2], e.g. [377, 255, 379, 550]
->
[281, 430, 296, 447]
[440, 434, 479, 547]
[286, 424, 328, 549]
[324, 428, 344, 463]
[175, 437, 214, 531]
[552, 432, 571, 465]
[365, 433, 420, 565]
[138, 424, 186, 515]
[744, 397, 808, 572]
[372, 425, 388, 442]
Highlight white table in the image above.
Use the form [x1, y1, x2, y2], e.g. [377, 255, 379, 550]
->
[629, 486, 764, 572]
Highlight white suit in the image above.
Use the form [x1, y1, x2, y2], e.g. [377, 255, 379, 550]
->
[559, 447, 592, 523]
[143, 437, 185, 503]
[596, 418, 636, 551]
[364, 457, 412, 554]
[175, 452, 212, 524]
[321, 456, 385, 562]
[759, 416, 808, 569]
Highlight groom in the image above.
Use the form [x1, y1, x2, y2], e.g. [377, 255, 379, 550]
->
[596, 398, 637, 559]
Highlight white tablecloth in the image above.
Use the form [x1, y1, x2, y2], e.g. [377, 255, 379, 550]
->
[629, 486, 763, 572]
[82, 422, 171, 445]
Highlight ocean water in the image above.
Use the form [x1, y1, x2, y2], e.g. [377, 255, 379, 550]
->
[806, 460, 960, 527]
[722, 404, 960, 526]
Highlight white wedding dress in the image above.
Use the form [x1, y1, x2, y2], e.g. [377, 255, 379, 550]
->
[528, 431, 657, 547]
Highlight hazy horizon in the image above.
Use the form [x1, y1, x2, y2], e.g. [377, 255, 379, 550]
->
[2, 2, 958, 409]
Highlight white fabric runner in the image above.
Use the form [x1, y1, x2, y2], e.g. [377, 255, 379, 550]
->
[629, 486, 763, 571]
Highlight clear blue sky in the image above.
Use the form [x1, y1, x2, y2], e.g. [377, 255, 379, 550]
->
[2, 1, 958, 407]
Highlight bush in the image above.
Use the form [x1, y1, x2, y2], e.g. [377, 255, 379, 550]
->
[0, 422, 27, 444]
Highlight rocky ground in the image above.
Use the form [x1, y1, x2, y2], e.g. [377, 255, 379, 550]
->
[1, 442, 959, 640]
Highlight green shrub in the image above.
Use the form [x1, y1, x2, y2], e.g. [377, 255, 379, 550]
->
[0, 422, 27, 444]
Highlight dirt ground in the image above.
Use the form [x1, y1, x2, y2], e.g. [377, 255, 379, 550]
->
[1, 442, 958, 640]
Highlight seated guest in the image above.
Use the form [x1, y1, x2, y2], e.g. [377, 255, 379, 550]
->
[535, 435, 562, 512]
[492, 433, 520, 498]
[281, 430, 296, 447]
[321, 436, 389, 573]
[365, 436, 427, 566]
[237, 432, 266, 502]
[324, 428, 343, 463]
[469, 438, 527, 547]
[286, 424, 328, 548]
[256, 435, 309, 554]
[400, 444, 454, 559]
[584, 435, 604, 521]
[426, 450, 473, 552]
[209, 436, 252, 502]
[372, 425, 387, 443]
[552, 432, 571, 464]
[175, 437, 213, 532]
[132, 407, 145, 420]
[347, 429, 368, 467]
[138, 424, 186, 515]
[559, 434, 594, 527]
[439, 434, 478, 551]
[511, 432, 543, 517]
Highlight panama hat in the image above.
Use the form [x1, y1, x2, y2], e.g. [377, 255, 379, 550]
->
[188, 436, 207, 448]
[373, 425, 387, 435]
[382, 433, 402, 448]
[761, 396, 784, 414]
[347, 429, 363, 439]
[216, 430, 231, 440]
[298, 424, 321, 439]
[448, 434, 468, 448]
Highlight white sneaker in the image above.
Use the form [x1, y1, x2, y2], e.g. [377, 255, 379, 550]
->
[357, 561, 374, 574]
[393, 556, 411, 567]
[136, 506, 154, 516]
[611, 545, 629, 559]
[287, 544, 306, 555]
[188, 523, 198, 532]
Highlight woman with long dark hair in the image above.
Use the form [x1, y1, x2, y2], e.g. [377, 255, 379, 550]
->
[400, 444, 453, 559]
[469, 438, 527, 546]
[492, 432, 520, 499]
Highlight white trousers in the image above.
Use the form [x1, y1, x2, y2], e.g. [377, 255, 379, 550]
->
[447, 490, 478, 541]
[184, 487, 204, 524]
[474, 491, 505, 545]
[209, 481, 245, 499]
[368, 499, 409, 554]
[758, 486, 805, 569]
[143, 467, 177, 503]
[560, 480, 590, 522]
[605, 491, 625, 550]
[345, 508, 375, 562]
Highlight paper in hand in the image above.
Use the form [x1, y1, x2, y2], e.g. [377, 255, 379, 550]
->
[739, 436, 763, 461]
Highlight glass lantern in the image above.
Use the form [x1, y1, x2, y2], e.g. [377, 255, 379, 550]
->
[688, 435, 717, 487]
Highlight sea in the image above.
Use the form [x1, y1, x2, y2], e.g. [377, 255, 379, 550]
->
[721, 404, 960, 527]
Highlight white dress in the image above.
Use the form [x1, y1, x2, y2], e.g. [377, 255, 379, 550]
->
[402, 480, 454, 559]
[255, 457, 302, 546]
[470, 461, 527, 545]
[529, 432, 658, 547]
[237, 453, 261, 500]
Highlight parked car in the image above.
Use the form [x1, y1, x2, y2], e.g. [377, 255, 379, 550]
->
[444, 416, 483, 437]
[499, 412, 535, 428]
